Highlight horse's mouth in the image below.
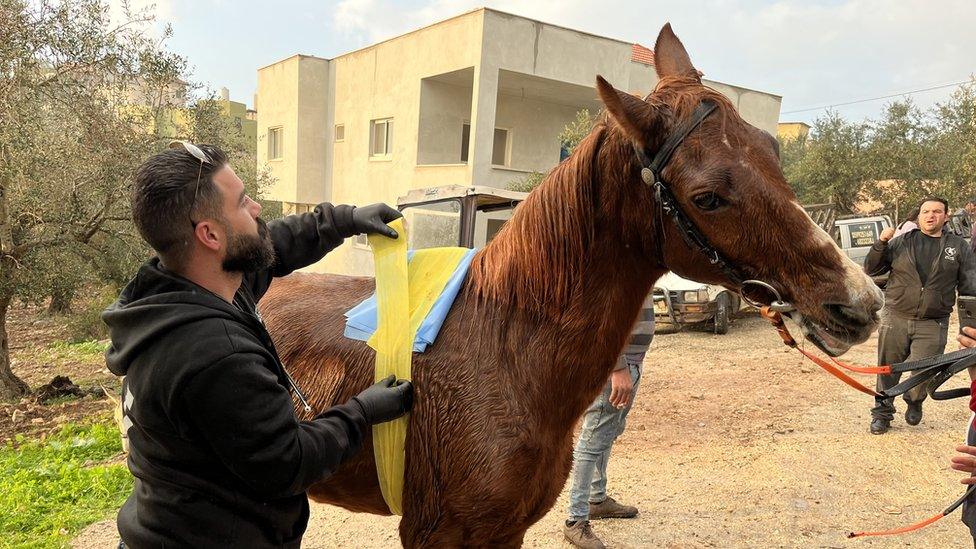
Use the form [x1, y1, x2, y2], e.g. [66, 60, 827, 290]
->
[786, 311, 873, 357]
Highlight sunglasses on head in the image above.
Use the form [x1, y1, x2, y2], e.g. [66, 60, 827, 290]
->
[168, 141, 213, 227]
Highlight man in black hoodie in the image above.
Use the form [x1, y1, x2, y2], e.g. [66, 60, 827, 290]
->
[103, 142, 413, 548]
[864, 196, 976, 435]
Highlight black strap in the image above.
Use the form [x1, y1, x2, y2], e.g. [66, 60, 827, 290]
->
[648, 101, 719, 177]
[889, 347, 976, 373]
[632, 100, 748, 287]
[879, 347, 976, 401]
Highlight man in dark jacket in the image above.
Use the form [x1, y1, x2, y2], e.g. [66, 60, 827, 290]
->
[103, 142, 413, 548]
[864, 196, 976, 434]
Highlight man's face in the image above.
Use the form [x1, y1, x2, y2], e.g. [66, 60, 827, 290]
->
[210, 165, 275, 273]
[918, 200, 948, 235]
[966, 202, 976, 215]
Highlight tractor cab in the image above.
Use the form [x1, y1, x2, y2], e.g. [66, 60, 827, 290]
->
[396, 185, 528, 250]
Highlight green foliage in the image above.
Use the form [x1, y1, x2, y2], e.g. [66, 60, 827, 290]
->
[779, 112, 870, 211]
[0, 422, 132, 548]
[780, 76, 976, 215]
[507, 109, 596, 192]
[558, 109, 596, 154]
[0, 0, 275, 396]
[25, 338, 108, 383]
[67, 287, 119, 343]
[49, 340, 110, 357]
[931, 80, 976, 203]
[507, 172, 547, 193]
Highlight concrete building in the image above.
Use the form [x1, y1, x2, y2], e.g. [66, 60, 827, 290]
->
[256, 8, 782, 275]
[778, 121, 811, 142]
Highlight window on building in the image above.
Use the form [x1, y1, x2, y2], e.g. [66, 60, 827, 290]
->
[268, 126, 283, 160]
[282, 202, 315, 215]
[370, 118, 393, 157]
[492, 127, 509, 166]
[461, 124, 511, 165]
[335, 124, 345, 142]
[460, 123, 470, 163]
[401, 200, 462, 250]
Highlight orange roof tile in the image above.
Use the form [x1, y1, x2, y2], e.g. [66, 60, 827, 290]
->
[631, 43, 654, 66]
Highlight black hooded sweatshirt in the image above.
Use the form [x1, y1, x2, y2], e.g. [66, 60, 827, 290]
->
[103, 204, 367, 548]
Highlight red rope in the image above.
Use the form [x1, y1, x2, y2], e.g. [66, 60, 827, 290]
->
[848, 512, 944, 538]
[830, 357, 891, 375]
[759, 307, 881, 397]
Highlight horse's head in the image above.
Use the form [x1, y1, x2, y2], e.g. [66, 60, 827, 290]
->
[594, 24, 882, 356]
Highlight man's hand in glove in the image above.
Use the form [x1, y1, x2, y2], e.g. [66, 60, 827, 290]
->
[352, 374, 413, 424]
[351, 203, 402, 239]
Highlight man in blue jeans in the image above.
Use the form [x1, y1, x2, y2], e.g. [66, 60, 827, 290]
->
[562, 295, 654, 549]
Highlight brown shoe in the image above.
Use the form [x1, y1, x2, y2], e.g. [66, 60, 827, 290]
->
[588, 496, 638, 519]
[562, 520, 606, 549]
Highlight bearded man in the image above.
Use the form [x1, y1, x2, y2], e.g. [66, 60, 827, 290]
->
[103, 142, 413, 548]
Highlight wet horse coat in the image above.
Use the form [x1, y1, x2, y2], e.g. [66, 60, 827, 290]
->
[260, 24, 882, 548]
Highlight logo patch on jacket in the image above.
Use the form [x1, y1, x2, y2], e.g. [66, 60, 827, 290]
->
[121, 384, 135, 433]
[945, 246, 957, 261]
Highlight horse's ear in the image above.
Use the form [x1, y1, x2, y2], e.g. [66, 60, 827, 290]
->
[596, 75, 659, 144]
[654, 23, 700, 81]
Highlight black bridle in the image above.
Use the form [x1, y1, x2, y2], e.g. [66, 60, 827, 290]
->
[631, 100, 791, 311]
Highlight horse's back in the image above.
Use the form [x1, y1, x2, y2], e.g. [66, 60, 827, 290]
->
[262, 271, 375, 324]
[260, 272, 379, 405]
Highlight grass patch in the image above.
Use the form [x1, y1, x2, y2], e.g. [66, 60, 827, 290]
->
[24, 341, 109, 377]
[48, 340, 108, 359]
[0, 422, 131, 549]
[48, 340, 109, 357]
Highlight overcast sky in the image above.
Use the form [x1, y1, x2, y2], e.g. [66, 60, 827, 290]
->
[114, 0, 976, 126]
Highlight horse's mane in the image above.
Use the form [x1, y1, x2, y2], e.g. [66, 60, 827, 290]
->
[468, 76, 743, 317]
[468, 121, 606, 317]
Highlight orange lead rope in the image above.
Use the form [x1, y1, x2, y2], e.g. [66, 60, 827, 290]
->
[759, 307, 881, 397]
[848, 484, 976, 538]
[759, 306, 976, 538]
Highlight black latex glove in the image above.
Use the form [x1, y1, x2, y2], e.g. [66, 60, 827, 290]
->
[352, 374, 413, 425]
[351, 203, 402, 239]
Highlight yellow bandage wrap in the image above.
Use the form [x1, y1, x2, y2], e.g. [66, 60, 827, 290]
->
[367, 218, 468, 515]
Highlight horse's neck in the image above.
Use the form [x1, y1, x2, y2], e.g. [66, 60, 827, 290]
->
[533, 234, 665, 423]
[469, 133, 665, 422]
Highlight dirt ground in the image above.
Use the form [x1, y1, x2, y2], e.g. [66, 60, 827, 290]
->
[73, 312, 975, 548]
[1, 304, 118, 445]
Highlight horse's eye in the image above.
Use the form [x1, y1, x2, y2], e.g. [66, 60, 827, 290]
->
[692, 192, 725, 211]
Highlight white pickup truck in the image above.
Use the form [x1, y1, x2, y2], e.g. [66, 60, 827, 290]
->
[651, 273, 742, 334]
[834, 215, 892, 268]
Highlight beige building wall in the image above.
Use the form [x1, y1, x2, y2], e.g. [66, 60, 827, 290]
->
[257, 57, 300, 202]
[488, 93, 586, 188]
[296, 58, 332, 205]
[705, 80, 782, 135]
[471, 11, 634, 190]
[257, 55, 331, 207]
[778, 121, 811, 141]
[319, 9, 485, 275]
[256, 7, 783, 276]
[417, 74, 473, 165]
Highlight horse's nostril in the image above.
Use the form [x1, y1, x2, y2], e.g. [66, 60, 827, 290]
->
[823, 303, 871, 327]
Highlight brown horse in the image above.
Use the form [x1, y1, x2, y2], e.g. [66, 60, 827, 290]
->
[260, 24, 883, 548]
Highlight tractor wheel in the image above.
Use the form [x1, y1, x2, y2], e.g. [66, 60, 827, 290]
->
[714, 293, 731, 335]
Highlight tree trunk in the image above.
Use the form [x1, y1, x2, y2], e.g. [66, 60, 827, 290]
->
[0, 292, 30, 401]
[47, 288, 73, 315]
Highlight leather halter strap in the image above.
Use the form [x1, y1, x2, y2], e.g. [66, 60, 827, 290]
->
[632, 100, 748, 288]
